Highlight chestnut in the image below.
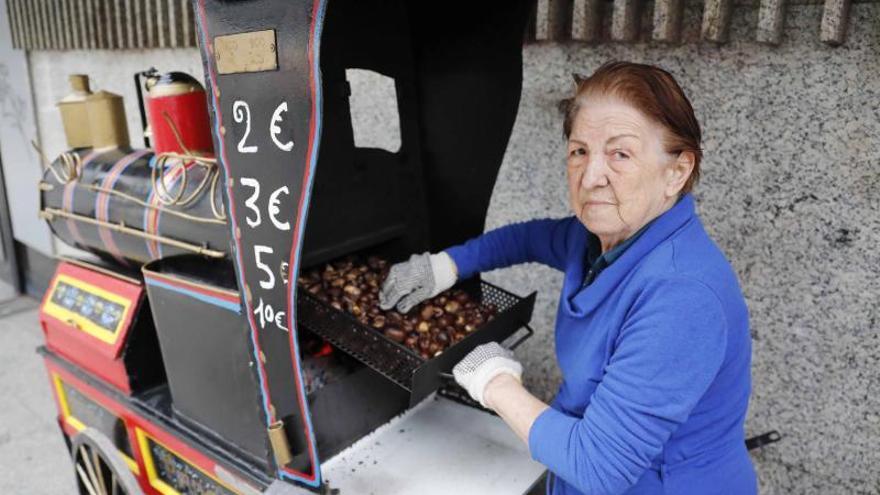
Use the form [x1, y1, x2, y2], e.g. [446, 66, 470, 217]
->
[384, 327, 406, 343]
[416, 321, 430, 333]
[443, 301, 461, 314]
[420, 305, 435, 320]
[347, 302, 363, 317]
[343, 284, 361, 297]
[371, 315, 386, 329]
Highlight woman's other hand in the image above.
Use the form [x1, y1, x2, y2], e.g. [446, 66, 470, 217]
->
[379, 251, 458, 313]
[452, 342, 523, 407]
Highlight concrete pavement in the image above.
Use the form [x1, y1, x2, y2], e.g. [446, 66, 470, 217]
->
[0, 297, 76, 494]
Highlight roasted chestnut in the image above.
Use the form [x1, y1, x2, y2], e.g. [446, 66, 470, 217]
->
[384, 327, 406, 343]
[298, 255, 502, 357]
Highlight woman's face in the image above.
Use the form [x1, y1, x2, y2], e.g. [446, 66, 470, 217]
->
[566, 95, 691, 250]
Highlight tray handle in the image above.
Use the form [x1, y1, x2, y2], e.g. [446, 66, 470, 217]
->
[438, 323, 535, 382]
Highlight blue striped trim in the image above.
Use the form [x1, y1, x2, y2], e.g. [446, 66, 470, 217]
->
[144, 277, 241, 314]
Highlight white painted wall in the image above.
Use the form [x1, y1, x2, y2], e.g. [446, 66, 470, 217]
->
[0, 1, 53, 255]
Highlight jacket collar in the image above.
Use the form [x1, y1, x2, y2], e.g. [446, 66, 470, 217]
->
[561, 194, 697, 318]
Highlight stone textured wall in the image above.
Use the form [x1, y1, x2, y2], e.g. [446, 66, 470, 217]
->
[485, 1, 880, 493]
[24, 1, 879, 491]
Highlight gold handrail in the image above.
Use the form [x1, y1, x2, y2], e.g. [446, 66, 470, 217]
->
[40, 207, 226, 259]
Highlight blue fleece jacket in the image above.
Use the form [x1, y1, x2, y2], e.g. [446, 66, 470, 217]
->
[446, 195, 756, 495]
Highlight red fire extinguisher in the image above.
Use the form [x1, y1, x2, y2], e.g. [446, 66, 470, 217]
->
[135, 68, 214, 155]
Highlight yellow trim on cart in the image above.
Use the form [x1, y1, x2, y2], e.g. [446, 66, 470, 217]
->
[43, 273, 132, 344]
[52, 373, 140, 475]
[135, 428, 241, 495]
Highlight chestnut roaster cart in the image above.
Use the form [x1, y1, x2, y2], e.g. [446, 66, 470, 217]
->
[36, 0, 551, 493]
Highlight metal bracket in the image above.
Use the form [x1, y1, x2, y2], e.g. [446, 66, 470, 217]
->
[745, 430, 782, 450]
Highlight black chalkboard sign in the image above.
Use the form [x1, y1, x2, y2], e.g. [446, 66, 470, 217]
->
[193, 0, 327, 488]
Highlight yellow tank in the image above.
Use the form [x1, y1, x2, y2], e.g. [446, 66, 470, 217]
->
[56, 74, 92, 148]
[86, 89, 130, 150]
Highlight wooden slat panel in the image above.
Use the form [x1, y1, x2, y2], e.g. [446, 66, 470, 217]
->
[756, 0, 786, 44]
[653, 0, 683, 43]
[547, 0, 573, 41]
[47, 0, 58, 49]
[133, 0, 144, 48]
[95, 0, 106, 48]
[49, 0, 63, 49]
[36, 0, 49, 49]
[524, 0, 538, 42]
[123, 0, 133, 48]
[70, 0, 82, 49]
[82, 0, 94, 49]
[572, 0, 603, 42]
[820, 0, 850, 45]
[31, 0, 42, 49]
[8, 0, 23, 48]
[72, 0, 85, 49]
[701, 0, 733, 43]
[183, 0, 194, 47]
[145, 0, 155, 47]
[611, 0, 641, 42]
[24, 0, 38, 49]
[101, 0, 116, 48]
[112, 0, 125, 48]
[58, 0, 72, 49]
[170, 0, 181, 47]
[157, 0, 167, 48]
[31, 0, 50, 50]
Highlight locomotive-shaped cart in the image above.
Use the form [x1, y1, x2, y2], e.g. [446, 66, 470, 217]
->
[38, 0, 547, 494]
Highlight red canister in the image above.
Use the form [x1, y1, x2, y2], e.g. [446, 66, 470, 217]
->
[143, 71, 214, 155]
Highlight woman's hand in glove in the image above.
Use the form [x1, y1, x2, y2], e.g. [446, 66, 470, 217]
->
[452, 342, 523, 408]
[379, 251, 457, 314]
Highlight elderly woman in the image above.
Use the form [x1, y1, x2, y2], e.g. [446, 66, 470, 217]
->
[380, 61, 756, 495]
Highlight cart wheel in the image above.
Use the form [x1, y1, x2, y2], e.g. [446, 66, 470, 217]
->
[70, 428, 143, 495]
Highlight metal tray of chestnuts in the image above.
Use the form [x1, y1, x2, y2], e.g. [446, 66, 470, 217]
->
[296, 256, 536, 405]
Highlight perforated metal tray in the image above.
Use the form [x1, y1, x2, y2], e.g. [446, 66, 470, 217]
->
[296, 280, 535, 405]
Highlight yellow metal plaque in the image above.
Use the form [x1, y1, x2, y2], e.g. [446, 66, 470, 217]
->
[214, 29, 278, 75]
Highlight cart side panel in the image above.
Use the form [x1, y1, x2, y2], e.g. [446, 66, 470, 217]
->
[192, 0, 327, 487]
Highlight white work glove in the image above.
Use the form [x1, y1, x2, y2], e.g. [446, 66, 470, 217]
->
[379, 251, 457, 314]
[452, 342, 522, 408]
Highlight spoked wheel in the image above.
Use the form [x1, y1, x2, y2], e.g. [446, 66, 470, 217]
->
[70, 428, 143, 495]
